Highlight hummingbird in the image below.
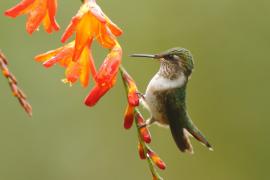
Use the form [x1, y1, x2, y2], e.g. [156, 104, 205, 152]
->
[130, 47, 212, 153]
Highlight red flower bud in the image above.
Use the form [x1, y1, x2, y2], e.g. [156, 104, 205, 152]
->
[138, 142, 146, 160]
[128, 91, 139, 107]
[123, 104, 135, 129]
[121, 68, 139, 106]
[136, 112, 152, 143]
[148, 149, 166, 170]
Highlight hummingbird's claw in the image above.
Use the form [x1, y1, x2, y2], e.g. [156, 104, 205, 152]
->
[139, 122, 148, 129]
[138, 123, 147, 129]
[136, 91, 145, 100]
[138, 118, 155, 129]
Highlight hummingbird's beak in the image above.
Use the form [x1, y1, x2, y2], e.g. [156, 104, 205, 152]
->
[129, 54, 158, 59]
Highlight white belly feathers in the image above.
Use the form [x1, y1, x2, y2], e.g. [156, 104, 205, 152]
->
[144, 72, 186, 125]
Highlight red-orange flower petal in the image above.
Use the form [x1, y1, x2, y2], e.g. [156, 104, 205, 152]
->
[105, 16, 123, 37]
[35, 41, 74, 67]
[148, 149, 166, 170]
[65, 61, 81, 84]
[63, 47, 90, 87]
[79, 47, 91, 87]
[61, 16, 80, 43]
[73, 15, 93, 61]
[47, 0, 59, 31]
[123, 104, 135, 129]
[4, 0, 35, 17]
[95, 43, 122, 85]
[84, 78, 116, 107]
[96, 25, 116, 49]
[35, 41, 91, 87]
[26, 1, 47, 34]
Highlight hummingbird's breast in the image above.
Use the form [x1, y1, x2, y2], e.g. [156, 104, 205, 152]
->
[145, 72, 186, 126]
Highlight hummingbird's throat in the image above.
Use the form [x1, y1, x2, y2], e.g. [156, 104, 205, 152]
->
[159, 60, 183, 80]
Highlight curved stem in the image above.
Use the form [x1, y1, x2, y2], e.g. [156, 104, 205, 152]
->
[0, 50, 32, 116]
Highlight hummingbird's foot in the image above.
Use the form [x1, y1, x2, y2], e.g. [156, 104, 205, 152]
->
[136, 91, 149, 109]
[138, 123, 147, 129]
[136, 91, 145, 100]
[138, 118, 155, 129]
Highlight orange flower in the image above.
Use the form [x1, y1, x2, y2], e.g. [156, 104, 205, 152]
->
[35, 41, 96, 87]
[5, 0, 60, 34]
[61, 0, 123, 61]
[35, 0, 123, 106]
[84, 43, 122, 106]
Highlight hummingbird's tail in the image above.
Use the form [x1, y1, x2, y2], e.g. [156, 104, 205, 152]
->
[169, 119, 194, 153]
[185, 119, 213, 151]
[169, 117, 212, 153]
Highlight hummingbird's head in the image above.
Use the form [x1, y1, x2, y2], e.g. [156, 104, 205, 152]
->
[130, 47, 194, 78]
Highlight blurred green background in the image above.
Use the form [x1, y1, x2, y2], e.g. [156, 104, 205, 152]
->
[0, 0, 270, 180]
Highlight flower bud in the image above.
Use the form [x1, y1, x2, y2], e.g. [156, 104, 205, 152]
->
[136, 112, 151, 143]
[138, 142, 146, 160]
[123, 104, 135, 129]
[148, 149, 166, 170]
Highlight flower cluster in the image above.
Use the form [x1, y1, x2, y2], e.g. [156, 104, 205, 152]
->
[120, 67, 166, 180]
[0, 51, 32, 116]
[34, 0, 123, 106]
[5, 0, 122, 106]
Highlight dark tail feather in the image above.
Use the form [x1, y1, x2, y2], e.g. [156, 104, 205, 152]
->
[169, 123, 193, 153]
[185, 120, 213, 151]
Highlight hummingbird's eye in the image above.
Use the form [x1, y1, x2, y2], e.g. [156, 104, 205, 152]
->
[166, 54, 174, 60]
[173, 55, 180, 61]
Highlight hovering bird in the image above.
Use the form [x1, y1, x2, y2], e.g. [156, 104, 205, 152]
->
[130, 48, 212, 153]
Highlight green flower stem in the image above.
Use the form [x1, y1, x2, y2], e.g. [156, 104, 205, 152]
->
[134, 109, 163, 180]
[120, 65, 163, 180]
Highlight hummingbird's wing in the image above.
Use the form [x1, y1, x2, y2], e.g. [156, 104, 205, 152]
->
[164, 87, 212, 153]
